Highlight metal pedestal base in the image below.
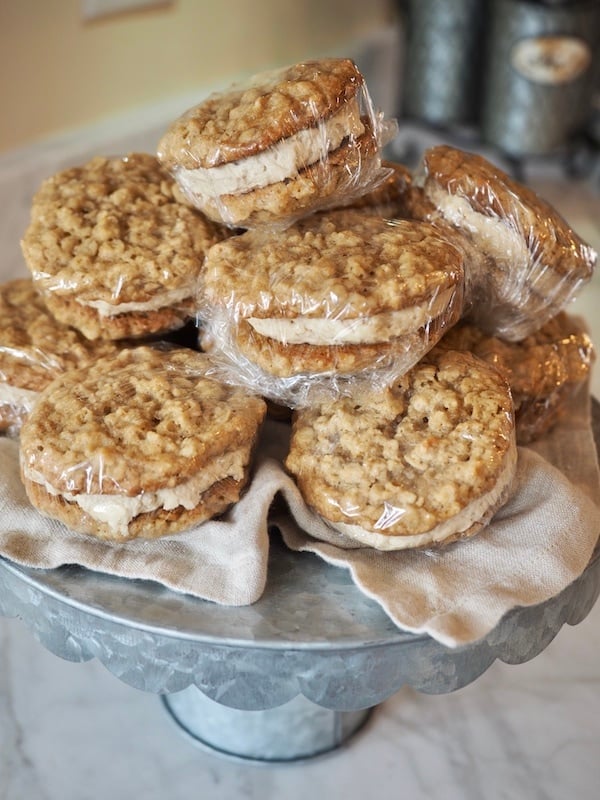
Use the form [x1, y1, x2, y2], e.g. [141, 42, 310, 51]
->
[162, 688, 374, 763]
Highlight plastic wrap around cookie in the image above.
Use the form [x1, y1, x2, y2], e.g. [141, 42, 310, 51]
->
[284, 347, 518, 551]
[18, 345, 267, 542]
[156, 58, 398, 231]
[437, 311, 595, 445]
[197, 209, 467, 408]
[20, 153, 227, 341]
[419, 145, 597, 342]
[0, 278, 126, 436]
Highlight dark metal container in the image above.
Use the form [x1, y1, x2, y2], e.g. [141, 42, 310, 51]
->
[481, 0, 600, 156]
[400, 0, 488, 128]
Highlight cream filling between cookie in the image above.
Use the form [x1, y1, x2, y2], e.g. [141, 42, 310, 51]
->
[247, 288, 456, 345]
[428, 184, 531, 276]
[177, 99, 366, 196]
[24, 449, 246, 537]
[81, 286, 192, 318]
[0, 382, 39, 411]
[330, 443, 518, 551]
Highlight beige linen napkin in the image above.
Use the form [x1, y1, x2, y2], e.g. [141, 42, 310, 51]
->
[0, 391, 598, 646]
[269, 388, 600, 646]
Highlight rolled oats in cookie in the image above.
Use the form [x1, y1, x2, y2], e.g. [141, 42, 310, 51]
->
[438, 312, 595, 444]
[330, 160, 413, 218]
[19, 346, 267, 541]
[0, 278, 124, 434]
[285, 348, 517, 550]
[422, 145, 597, 341]
[200, 209, 466, 406]
[157, 58, 395, 229]
[21, 153, 226, 341]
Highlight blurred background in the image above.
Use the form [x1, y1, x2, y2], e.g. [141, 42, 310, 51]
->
[1, 1, 598, 165]
[0, 0, 598, 312]
[0, 0, 398, 153]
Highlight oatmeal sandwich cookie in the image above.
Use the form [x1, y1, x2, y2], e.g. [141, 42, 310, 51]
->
[0, 278, 123, 434]
[437, 312, 595, 444]
[200, 209, 466, 405]
[19, 346, 267, 541]
[421, 145, 597, 341]
[285, 348, 517, 550]
[157, 58, 392, 229]
[333, 160, 413, 218]
[21, 153, 225, 341]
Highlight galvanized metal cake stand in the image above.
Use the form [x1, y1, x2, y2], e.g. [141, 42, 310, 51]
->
[0, 413, 599, 765]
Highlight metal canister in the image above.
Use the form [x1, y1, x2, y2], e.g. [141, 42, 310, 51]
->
[481, 0, 600, 156]
[400, 0, 487, 127]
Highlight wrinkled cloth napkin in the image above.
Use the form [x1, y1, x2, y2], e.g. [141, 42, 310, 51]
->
[0, 389, 598, 647]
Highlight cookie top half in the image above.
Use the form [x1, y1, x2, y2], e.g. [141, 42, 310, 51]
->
[423, 145, 596, 281]
[157, 58, 365, 170]
[0, 279, 122, 391]
[19, 346, 267, 495]
[202, 210, 465, 320]
[21, 153, 224, 305]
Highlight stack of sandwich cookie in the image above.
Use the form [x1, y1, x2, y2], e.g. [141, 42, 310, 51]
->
[157, 58, 394, 229]
[21, 153, 226, 341]
[19, 346, 267, 541]
[200, 209, 466, 406]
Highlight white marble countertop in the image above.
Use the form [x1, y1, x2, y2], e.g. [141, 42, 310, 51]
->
[0, 120, 599, 799]
[0, 597, 598, 800]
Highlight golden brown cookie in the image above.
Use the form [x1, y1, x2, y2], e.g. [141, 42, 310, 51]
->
[0, 278, 124, 434]
[395, 183, 439, 222]
[157, 59, 392, 229]
[285, 348, 517, 550]
[437, 312, 595, 443]
[21, 153, 226, 341]
[19, 345, 267, 541]
[422, 145, 597, 341]
[200, 209, 466, 405]
[333, 160, 413, 218]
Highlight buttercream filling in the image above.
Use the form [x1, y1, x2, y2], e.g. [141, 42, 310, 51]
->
[428, 184, 531, 276]
[329, 442, 518, 551]
[247, 288, 456, 345]
[24, 448, 246, 538]
[80, 286, 193, 317]
[177, 99, 365, 197]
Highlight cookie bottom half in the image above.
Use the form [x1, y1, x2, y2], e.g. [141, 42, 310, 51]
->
[43, 293, 196, 341]
[233, 308, 460, 379]
[324, 444, 518, 551]
[22, 474, 246, 542]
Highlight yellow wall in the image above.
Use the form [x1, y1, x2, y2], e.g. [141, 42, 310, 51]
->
[0, 0, 393, 152]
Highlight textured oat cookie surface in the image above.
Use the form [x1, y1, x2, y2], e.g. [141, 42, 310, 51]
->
[21, 153, 224, 306]
[423, 145, 596, 281]
[438, 312, 594, 442]
[20, 346, 267, 496]
[285, 349, 515, 538]
[157, 58, 365, 170]
[333, 160, 412, 217]
[202, 210, 465, 319]
[0, 279, 122, 391]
